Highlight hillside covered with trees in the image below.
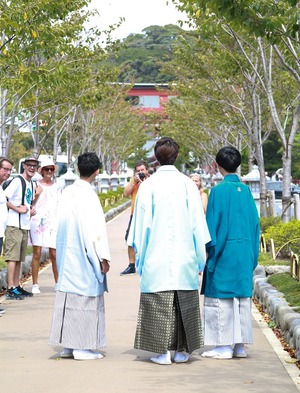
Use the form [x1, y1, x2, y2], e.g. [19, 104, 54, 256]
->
[109, 24, 183, 83]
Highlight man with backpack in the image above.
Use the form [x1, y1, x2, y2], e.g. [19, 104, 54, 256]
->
[0, 157, 14, 314]
[4, 156, 39, 299]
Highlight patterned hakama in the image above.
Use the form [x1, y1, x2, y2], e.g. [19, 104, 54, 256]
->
[203, 297, 253, 346]
[49, 291, 106, 350]
[134, 290, 203, 354]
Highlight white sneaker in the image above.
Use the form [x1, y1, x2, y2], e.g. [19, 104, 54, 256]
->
[173, 351, 190, 363]
[60, 348, 73, 358]
[73, 349, 104, 360]
[233, 344, 247, 358]
[31, 284, 41, 294]
[201, 346, 233, 359]
[150, 350, 172, 365]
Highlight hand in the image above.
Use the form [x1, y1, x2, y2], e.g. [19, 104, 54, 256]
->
[100, 259, 110, 274]
[19, 205, 29, 214]
[30, 206, 37, 216]
[134, 173, 141, 183]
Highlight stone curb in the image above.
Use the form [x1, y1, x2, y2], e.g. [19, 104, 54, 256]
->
[104, 200, 131, 222]
[253, 265, 300, 359]
[0, 200, 131, 291]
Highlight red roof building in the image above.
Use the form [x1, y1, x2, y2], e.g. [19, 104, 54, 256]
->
[127, 83, 174, 113]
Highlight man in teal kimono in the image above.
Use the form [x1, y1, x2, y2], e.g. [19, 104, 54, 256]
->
[201, 146, 260, 359]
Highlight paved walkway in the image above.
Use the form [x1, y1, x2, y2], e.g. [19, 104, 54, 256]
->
[1, 208, 300, 393]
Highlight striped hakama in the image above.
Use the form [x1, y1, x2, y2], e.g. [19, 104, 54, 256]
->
[49, 291, 106, 350]
[134, 290, 203, 354]
[203, 297, 253, 346]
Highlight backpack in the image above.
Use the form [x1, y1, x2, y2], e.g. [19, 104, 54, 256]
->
[3, 175, 34, 229]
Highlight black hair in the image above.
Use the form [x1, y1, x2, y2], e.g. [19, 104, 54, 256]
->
[154, 137, 179, 165]
[77, 152, 100, 177]
[216, 146, 241, 173]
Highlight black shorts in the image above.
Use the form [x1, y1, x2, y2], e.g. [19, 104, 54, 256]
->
[125, 215, 133, 241]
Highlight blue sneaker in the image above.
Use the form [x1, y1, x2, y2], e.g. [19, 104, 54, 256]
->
[6, 287, 25, 300]
[16, 285, 33, 297]
[120, 264, 136, 276]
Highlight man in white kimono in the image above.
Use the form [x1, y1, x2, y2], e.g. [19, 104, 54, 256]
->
[49, 152, 111, 361]
[128, 137, 211, 365]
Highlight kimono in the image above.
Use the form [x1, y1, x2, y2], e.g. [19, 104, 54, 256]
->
[201, 173, 260, 346]
[49, 179, 111, 350]
[201, 174, 260, 299]
[128, 165, 211, 353]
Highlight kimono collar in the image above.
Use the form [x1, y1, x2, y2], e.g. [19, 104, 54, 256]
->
[156, 165, 178, 173]
[74, 178, 93, 188]
[223, 173, 240, 182]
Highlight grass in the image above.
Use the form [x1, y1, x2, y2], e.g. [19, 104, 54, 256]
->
[258, 251, 300, 309]
[258, 252, 290, 266]
[102, 197, 130, 213]
[268, 273, 300, 309]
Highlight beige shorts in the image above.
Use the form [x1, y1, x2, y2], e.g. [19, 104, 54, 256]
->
[4, 226, 28, 262]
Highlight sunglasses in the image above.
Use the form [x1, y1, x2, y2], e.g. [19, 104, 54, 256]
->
[25, 164, 38, 168]
[43, 167, 55, 172]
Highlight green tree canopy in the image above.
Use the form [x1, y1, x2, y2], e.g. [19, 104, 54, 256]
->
[110, 24, 185, 83]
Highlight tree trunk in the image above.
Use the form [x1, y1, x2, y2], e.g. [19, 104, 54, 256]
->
[0, 88, 8, 156]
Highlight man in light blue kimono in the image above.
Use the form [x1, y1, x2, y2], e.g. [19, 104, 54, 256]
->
[128, 137, 211, 365]
[49, 152, 111, 361]
[201, 146, 260, 359]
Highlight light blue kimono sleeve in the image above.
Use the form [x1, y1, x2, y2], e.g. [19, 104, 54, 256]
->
[82, 192, 111, 283]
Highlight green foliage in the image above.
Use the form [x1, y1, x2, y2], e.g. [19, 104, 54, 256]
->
[264, 220, 300, 257]
[176, 0, 300, 41]
[263, 132, 282, 177]
[268, 273, 300, 309]
[258, 252, 289, 267]
[98, 188, 129, 213]
[260, 216, 281, 233]
[1, 0, 122, 159]
[0, 256, 6, 270]
[292, 134, 300, 179]
[110, 24, 185, 83]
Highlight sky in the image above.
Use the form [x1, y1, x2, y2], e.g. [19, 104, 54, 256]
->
[88, 0, 187, 39]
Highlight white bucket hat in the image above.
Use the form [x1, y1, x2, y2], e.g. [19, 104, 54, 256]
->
[38, 157, 59, 174]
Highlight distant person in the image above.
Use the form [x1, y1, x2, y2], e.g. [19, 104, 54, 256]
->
[120, 160, 149, 276]
[128, 137, 211, 365]
[0, 157, 14, 315]
[49, 152, 111, 361]
[30, 158, 61, 294]
[4, 156, 39, 300]
[190, 173, 208, 213]
[201, 146, 260, 359]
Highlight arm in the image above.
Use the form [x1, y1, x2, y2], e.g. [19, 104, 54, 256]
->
[124, 177, 139, 197]
[32, 183, 43, 206]
[201, 191, 208, 214]
[6, 201, 29, 214]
